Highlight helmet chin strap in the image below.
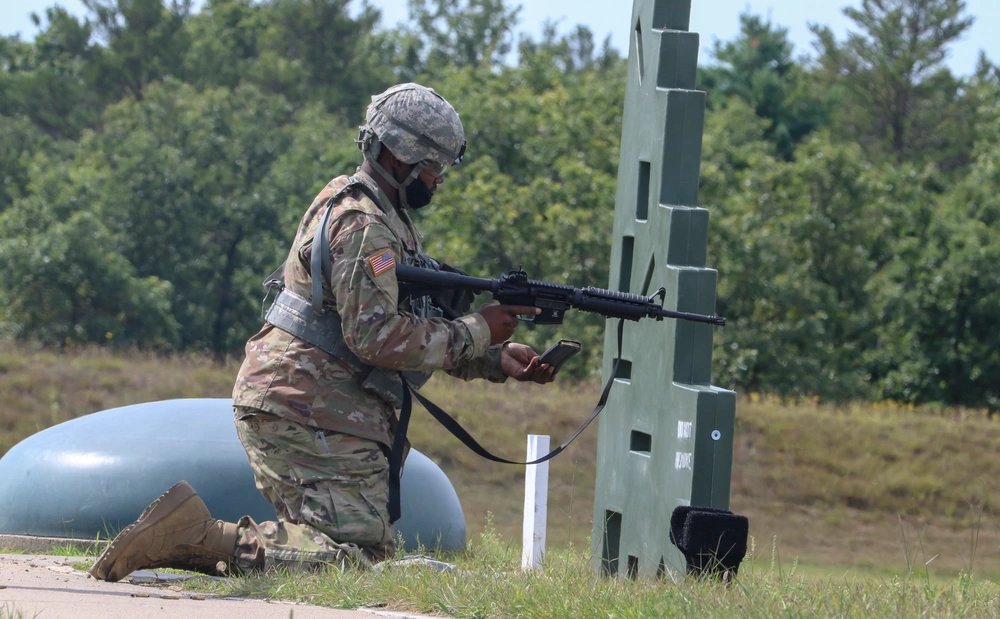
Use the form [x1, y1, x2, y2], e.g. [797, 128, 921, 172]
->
[366, 155, 424, 210]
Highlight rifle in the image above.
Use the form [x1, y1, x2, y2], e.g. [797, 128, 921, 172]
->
[395, 264, 725, 326]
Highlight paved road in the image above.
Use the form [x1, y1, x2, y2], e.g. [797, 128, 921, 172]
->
[0, 554, 428, 619]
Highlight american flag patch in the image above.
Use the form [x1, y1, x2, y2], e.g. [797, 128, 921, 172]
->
[368, 249, 396, 277]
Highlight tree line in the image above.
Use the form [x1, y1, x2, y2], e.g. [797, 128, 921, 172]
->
[1, 0, 998, 413]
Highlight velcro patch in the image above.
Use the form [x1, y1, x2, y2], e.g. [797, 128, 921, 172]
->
[367, 249, 396, 277]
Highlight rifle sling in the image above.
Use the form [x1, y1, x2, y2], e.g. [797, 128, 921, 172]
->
[387, 318, 626, 523]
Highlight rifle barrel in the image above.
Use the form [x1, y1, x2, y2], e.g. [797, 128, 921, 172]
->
[656, 307, 727, 326]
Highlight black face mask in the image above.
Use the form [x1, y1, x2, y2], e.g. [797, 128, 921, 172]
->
[404, 177, 434, 209]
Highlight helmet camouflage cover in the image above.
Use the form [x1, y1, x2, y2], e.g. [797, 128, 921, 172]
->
[360, 83, 466, 168]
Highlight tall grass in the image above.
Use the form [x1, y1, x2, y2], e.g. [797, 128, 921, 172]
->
[0, 343, 239, 455]
[0, 605, 31, 619]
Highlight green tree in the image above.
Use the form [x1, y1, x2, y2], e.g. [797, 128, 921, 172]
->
[412, 63, 624, 371]
[704, 101, 884, 400]
[262, 105, 364, 237]
[0, 212, 178, 348]
[0, 153, 178, 348]
[0, 10, 104, 138]
[181, 0, 263, 90]
[699, 12, 829, 160]
[403, 0, 520, 70]
[868, 84, 1000, 410]
[251, 0, 393, 115]
[701, 101, 780, 392]
[84, 0, 193, 101]
[516, 23, 619, 77]
[77, 79, 302, 354]
[0, 115, 52, 213]
[811, 0, 973, 166]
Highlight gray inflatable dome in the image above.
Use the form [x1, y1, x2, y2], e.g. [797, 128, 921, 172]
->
[0, 398, 465, 552]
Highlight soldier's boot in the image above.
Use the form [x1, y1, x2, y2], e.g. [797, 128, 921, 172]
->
[89, 480, 240, 582]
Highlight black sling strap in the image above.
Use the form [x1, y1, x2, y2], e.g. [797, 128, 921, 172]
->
[387, 318, 626, 523]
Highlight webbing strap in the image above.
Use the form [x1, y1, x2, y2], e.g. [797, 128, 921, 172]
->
[387, 383, 412, 523]
[310, 203, 333, 315]
[310, 177, 358, 314]
[386, 318, 626, 523]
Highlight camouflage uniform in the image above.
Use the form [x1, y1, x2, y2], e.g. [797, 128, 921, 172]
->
[231, 170, 507, 569]
[82, 83, 504, 581]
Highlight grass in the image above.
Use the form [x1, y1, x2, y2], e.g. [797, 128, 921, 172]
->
[150, 524, 1000, 618]
[0, 343, 239, 455]
[2, 341, 999, 598]
[726, 396, 1000, 579]
[36, 543, 1000, 619]
[0, 605, 35, 619]
[407, 380, 1000, 580]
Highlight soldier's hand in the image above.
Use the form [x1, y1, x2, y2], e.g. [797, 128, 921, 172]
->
[479, 303, 539, 345]
[501, 342, 557, 384]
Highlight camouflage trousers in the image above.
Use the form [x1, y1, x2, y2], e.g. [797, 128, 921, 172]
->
[232, 407, 395, 572]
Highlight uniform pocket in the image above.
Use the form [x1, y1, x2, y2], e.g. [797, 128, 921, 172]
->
[286, 436, 392, 549]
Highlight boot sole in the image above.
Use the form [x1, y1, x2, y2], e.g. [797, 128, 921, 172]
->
[89, 480, 197, 581]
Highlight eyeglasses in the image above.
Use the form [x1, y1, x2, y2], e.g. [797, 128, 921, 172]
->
[421, 160, 448, 177]
[420, 141, 466, 177]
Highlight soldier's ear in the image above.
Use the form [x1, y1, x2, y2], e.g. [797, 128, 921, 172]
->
[378, 145, 406, 173]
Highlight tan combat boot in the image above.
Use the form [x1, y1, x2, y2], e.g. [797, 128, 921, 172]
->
[89, 480, 240, 582]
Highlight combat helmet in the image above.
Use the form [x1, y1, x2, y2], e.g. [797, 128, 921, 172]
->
[357, 83, 466, 209]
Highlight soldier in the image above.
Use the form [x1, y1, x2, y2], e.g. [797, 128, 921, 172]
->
[89, 83, 555, 582]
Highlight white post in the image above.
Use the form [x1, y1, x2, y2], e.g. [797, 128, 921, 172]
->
[521, 434, 550, 571]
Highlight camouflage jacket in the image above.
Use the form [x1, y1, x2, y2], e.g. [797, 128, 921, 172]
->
[232, 172, 507, 446]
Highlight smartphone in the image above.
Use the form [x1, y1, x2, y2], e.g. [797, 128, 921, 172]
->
[538, 339, 582, 369]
